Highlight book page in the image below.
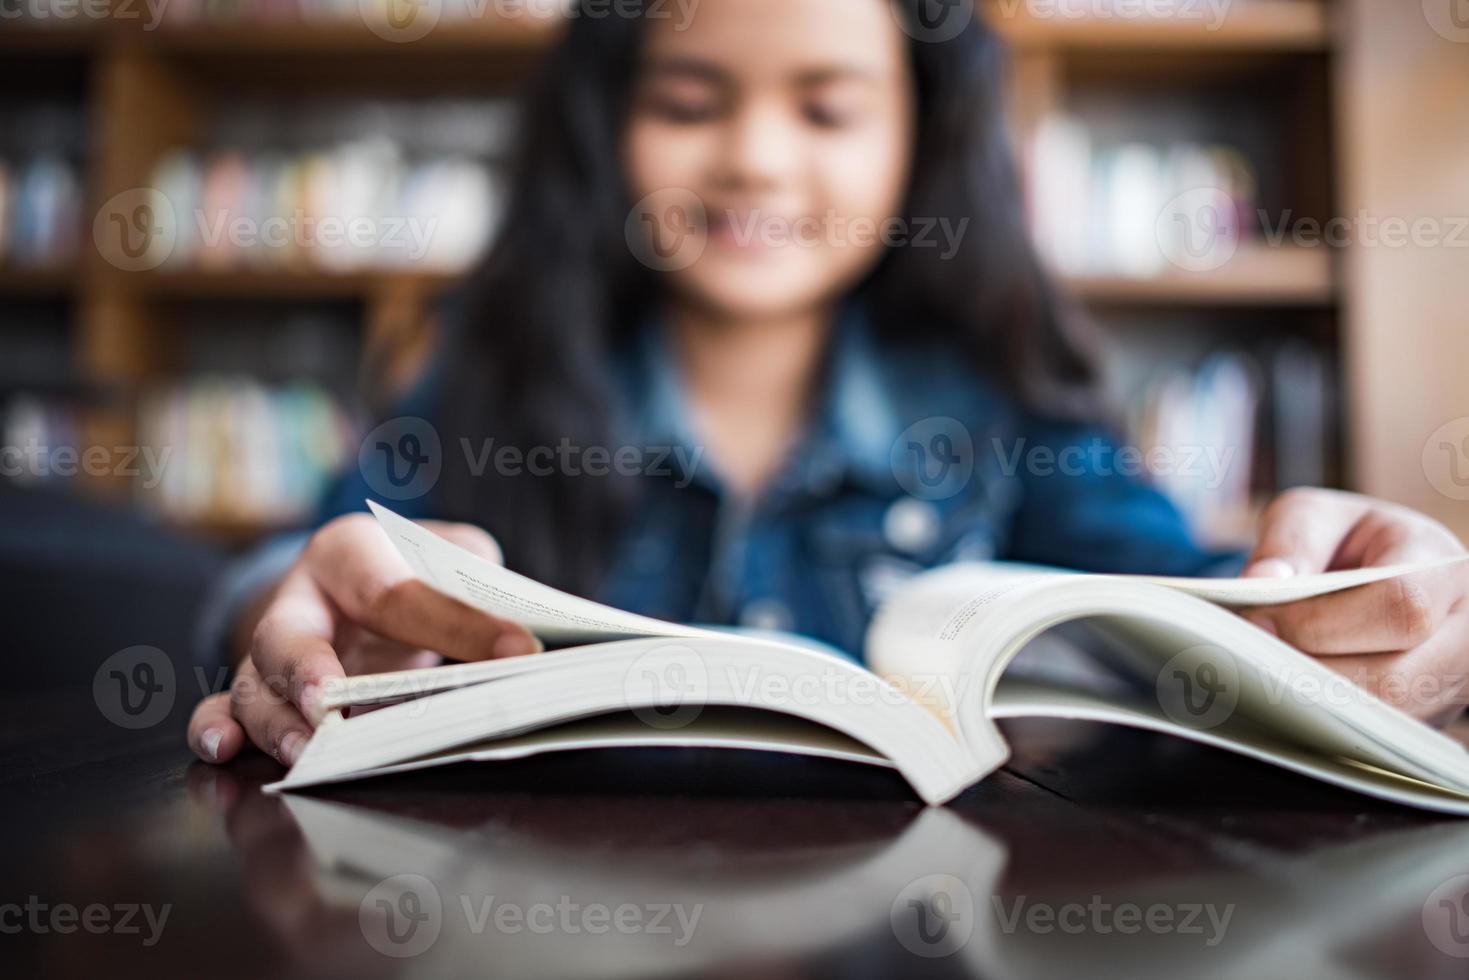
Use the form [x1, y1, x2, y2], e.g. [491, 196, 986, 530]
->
[368, 502, 722, 645]
[867, 561, 1469, 801]
[991, 677, 1469, 815]
[1127, 554, 1469, 606]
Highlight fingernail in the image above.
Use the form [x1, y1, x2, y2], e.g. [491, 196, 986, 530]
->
[1246, 558, 1295, 578]
[280, 732, 305, 767]
[493, 632, 541, 659]
[201, 728, 224, 762]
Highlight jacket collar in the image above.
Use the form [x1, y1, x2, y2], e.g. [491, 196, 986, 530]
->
[618, 303, 993, 499]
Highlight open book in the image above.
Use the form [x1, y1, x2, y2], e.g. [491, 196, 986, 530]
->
[265, 502, 1469, 814]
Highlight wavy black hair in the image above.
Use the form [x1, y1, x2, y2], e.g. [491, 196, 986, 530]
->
[433, 0, 1099, 594]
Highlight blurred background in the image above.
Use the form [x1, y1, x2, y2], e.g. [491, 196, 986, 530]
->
[2, 0, 1466, 685]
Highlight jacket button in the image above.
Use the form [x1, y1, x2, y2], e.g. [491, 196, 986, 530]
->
[884, 497, 941, 554]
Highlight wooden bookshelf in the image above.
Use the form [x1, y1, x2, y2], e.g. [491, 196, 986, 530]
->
[2, 0, 1367, 543]
[0, 266, 79, 298]
[131, 269, 459, 302]
[986, 0, 1333, 51]
[1065, 244, 1335, 307]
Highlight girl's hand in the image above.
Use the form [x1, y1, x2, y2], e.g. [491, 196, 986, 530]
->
[186, 513, 542, 767]
[1241, 488, 1469, 725]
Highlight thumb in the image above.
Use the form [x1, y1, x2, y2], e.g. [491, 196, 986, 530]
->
[1243, 489, 1370, 578]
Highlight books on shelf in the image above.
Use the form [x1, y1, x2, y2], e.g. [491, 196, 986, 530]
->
[0, 104, 87, 270]
[1133, 351, 1259, 543]
[135, 375, 355, 527]
[1029, 113, 1259, 279]
[148, 145, 499, 274]
[144, 99, 515, 275]
[1115, 340, 1335, 548]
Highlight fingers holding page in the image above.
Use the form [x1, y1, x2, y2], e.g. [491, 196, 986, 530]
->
[303, 513, 542, 662]
[1243, 488, 1373, 577]
[248, 566, 346, 725]
[230, 658, 314, 767]
[1241, 571, 1460, 655]
[1306, 610, 1469, 723]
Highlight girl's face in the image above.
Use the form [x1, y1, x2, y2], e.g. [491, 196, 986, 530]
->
[624, 0, 917, 322]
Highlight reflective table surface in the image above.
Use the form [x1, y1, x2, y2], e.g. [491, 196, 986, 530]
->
[6, 688, 1469, 979]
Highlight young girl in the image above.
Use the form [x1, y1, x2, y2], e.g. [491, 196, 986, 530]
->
[189, 0, 1469, 768]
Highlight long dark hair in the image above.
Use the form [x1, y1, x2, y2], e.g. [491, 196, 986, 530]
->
[434, 0, 1099, 594]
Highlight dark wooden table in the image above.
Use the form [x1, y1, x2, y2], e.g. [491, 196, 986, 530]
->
[5, 686, 1469, 979]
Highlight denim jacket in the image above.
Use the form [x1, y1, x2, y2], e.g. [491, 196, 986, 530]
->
[198, 307, 1241, 664]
